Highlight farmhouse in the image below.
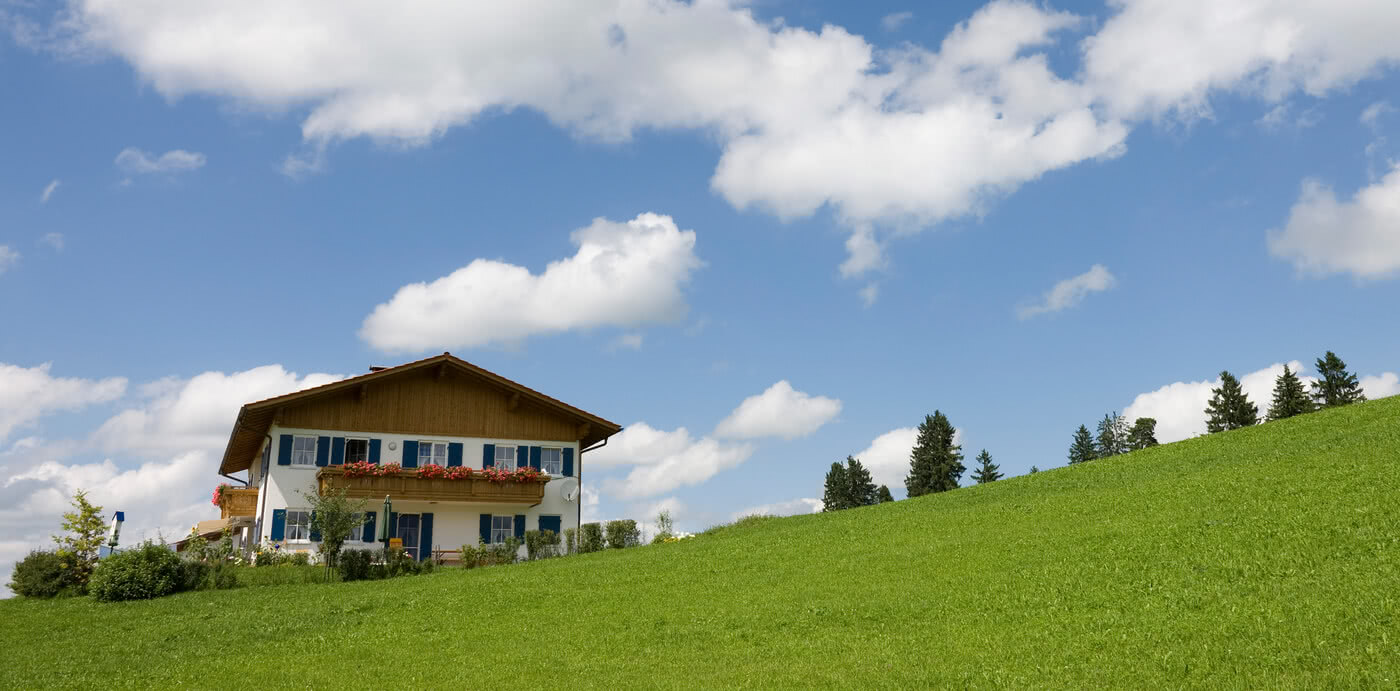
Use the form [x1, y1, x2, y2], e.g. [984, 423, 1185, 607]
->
[212, 353, 622, 561]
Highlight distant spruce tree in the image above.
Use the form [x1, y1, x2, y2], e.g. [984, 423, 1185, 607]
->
[1127, 417, 1159, 450]
[1068, 425, 1096, 464]
[1311, 351, 1366, 409]
[905, 411, 965, 497]
[1267, 364, 1315, 421]
[821, 462, 849, 512]
[844, 457, 878, 508]
[1205, 370, 1259, 433]
[1095, 412, 1130, 458]
[876, 485, 895, 503]
[970, 449, 1003, 484]
[1028, 465, 1040, 474]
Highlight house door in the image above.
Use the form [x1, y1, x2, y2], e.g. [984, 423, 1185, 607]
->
[397, 514, 420, 561]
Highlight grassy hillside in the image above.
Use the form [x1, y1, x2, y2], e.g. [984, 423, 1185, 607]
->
[3, 397, 1397, 688]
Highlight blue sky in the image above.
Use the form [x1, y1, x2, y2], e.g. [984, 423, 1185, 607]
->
[2, 0, 1399, 581]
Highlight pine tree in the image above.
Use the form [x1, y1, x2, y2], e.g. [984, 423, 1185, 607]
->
[844, 457, 878, 507]
[969, 449, 1003, 484]
[1095, 412, 1130, 458]
[905, 411, 965, 496]
[821, 462, 848, 512]
[1205, 370, 1259, 432]
[875, 485, 894, 503]
[1028, 465, 1039, 474]
[1068, 425, 1096, 464]
[1267, 364, 1314, 421]
[1127, 417, 1159, 450]
[1311, 351, 1366, 409]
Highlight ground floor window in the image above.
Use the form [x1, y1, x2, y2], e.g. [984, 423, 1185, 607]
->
[491, 515, 514, 545]
[286, 510, 311, 541]
[397, 514, 420, 560]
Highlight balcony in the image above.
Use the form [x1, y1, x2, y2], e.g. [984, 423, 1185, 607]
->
[219, 488, 260, 519]
[315, 467, 549, 504]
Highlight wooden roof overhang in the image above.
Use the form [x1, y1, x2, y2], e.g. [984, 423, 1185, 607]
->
[217, 353, 623, 475]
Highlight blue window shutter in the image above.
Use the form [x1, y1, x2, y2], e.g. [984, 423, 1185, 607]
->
[540, 515, 561, 536]
[513, 514, 526, 539]
[389, 513, 398, 539]
[529, 446, 542, 470]
[277, 435, 293, 466]
[562, 448, 574, 476]
[517, 445, 529, 468]
[363, 511, 376, 543]
[368, 438, 381, 464]
[419, 513, 434, 562]
[315, 437, 330, 467]
[331, 437, 345, 465]
[402, 440, 419, 469]
[482, 444, 495, 468]
[447, 443, 463, 467]
[309, 511, 321, 542]
[479, 514, 492, 545]
[270, 509, 286, 541]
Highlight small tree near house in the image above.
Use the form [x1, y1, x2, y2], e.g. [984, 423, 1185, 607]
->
[54, 489, 106, 592]
[298, 487, 369, 575]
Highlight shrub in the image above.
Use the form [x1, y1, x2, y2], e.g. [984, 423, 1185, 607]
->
[605, 520, 640, 549]
[8, 550, 77, 598]
[210, 563, 238, 590]
[459, 543, 486, 569]
[487, 537, 522, 566]
[563, 528, 578, 555]
[652, 509, 675, 544]
[524, 529, 560, 560]
[290, 551, 311, 567]
[383, 548, 419, 577]
[89, 542, 185, 602]
[179, 560, 211, 592]
[340, 549, 372, 582]
[579, 523, 604, 553]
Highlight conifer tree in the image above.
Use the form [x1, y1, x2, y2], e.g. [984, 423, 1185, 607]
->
[1068, 425, 1096, 464]
[1028, 465, 1039, 474]
[1127, 417, 1159, 450]
[821, 462, 849, 512]
[844, 457, 878, 507]
[1205, 370, 1259, 432]
[875, 485, 894, 503]
[969, 449, 1003, 484]
[1267, 364, 1314, 421]
[1095, 412, 1130, 458]
[1311, 351, 1366, 409]
[905, 411, 964, 496]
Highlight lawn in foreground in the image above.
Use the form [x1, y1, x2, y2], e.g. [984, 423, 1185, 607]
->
[2, 397, 1397, 688]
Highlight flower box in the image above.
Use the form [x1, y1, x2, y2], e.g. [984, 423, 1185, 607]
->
[316, 466, 549, 504]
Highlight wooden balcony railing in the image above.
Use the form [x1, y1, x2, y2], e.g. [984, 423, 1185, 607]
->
[315, 467, 548, 504]
[219, 488, 260, 519]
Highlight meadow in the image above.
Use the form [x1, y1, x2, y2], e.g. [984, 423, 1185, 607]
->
[2, 396, 1396, 688]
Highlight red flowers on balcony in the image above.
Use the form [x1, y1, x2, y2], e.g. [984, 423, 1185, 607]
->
[339, 461, 544, 483]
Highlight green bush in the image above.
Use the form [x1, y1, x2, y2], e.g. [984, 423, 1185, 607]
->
[563, 528, 578, 555]
[210, 563, 238, 590]
[289, 552, 311, 567]
[604, 520, 640, 549]
[340, 549, 372, 582]
[524, 529, 560, 560]
[8, 550, 77, 598]
[237, 565, 325, 587]
[89, 542, 185, 602]
[579, 523, 604, 553]
[179, 560, 210, 592]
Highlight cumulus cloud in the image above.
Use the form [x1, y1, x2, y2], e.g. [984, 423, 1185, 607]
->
[732, 497, 822, 520]
[1267, 166, 1400, 279]
[586, 422, 752, 499]
[857, 283, 879, 307]
[1017, 264, 1116, 319]
[361, 213, 701, 352]
[0, 362, 127, 442]
[851, 427, 917, 489]
[1362, 372, 1400, 399]
[1360, 101, 1394, 130]
[881, 12, 914, 32]
[39, 233, 64, 251]
[114, 147, 206, 175]
[0, 246, 17, 275]
[714, 381, 842, 440]
[39, 179, 59, 203]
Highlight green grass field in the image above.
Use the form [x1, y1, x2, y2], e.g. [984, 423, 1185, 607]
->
[3, 397, 1397, 688]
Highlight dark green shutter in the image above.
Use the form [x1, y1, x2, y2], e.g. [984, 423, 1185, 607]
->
[513, 514, 526, 539]
[363, 511, 376, 543]
[447, 443, 463, 467]
[402, 440, 419, 469]
[482, 444, 495, 468]
[539, 515, 561, 536]
[562, 448, 574, 476]
[479, 514, 492, 545]
[517, 445, 528, 469]
[419, 513, 434, 562]
[331, 437, 346, 465]
[368, 438, 382, 464]
[315, 437, 330, 467]
[270, 509, 286, 541]
[529, 446, 542, 470]
[277, 435, 292, 466]
[309, 510, 321, 541]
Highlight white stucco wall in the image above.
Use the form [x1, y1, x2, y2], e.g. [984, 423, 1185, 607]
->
[252, 425, 580, 559]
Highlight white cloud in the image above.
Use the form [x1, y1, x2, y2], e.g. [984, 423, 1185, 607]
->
[39, 179, 59, 203]
[361, 213, 701, 352]
[114, 147, 206, 174]
[1360, 101, 1394, 130]
[1256, 103, 1322, 132]
[851, 426, 917, 489]
[1124, 362, 1307, 443]
[731, 497, 822, 520]
[1362, 372, 1400, 399]
[610, 332, 644, 351]
[1017, 264, 1116, 319]
[858, 282, 879, 307]
[0, 362, 127, 442]
[39, 233, 64, 251]
[714, 380, 842, 440]
[1267, 166, 1400, 279]
[881, 11, 914, 33]
[0, 246, 17, 275]
[587, 422, 752, 498]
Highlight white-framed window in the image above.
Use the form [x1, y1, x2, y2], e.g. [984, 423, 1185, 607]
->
[491, 515, 514, 544]
[286, 510, 311, 542]
[291, 436, 317, 466]
[540, 447, 563, 475]
[494, 445, 516, 471]
[418, 441, 447, 467]
[345, 438, 369, 464]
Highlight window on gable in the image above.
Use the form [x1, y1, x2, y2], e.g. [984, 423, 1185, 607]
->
[345, 438, 369, 464]
[540, 447, 563, 475]
[286, 510, 311, 541]
[494, 445, 516, 471]
[419, 441, 447, 467]
[291, 436, 317, 466]
[490, 515, 514, 545]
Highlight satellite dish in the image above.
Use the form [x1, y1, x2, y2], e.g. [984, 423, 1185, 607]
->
[556, 477, 580, 502]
